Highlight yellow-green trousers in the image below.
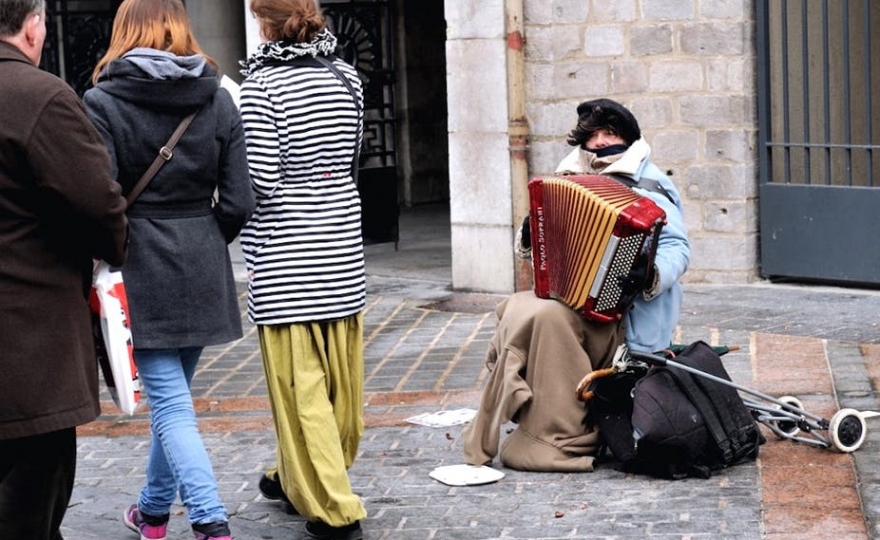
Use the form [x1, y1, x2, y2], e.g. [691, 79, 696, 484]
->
[258, 314, 367, 526]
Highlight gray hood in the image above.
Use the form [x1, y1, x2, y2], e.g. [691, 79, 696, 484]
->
[94, 48, 218, 109]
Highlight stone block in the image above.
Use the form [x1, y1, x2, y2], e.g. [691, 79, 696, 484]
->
[451, 225, 515, 293]
[700, 0, 747, 19]
[523, 1, 553, 24]
[706, 129, 756, 163]
[631, 25, 674, 56]
[681, 199, 703, 234]
[703, 201, 757, 233]
[525, 0, 590, 24]
[611, 61, 650, 94]
[525, 63, 556, 101]
[445, 40, 509, 133]
[649, 61, 704, 92]
[591, 0, 637, 22]
[524, 25, 557, 62]
[630, 97, 674, 130]
[681, 268, 757, 284]
[641, 0, 695, 20]
[550, 0, 591, 22]
[683, 164, 758, 199]
[528, 139, 570, 178]
[688, 234, 757, 271]
[447, 132, 512, 225]
[583, 25, 626, 57]
[554, 26, 585, 61]
[445, 0, 505, 39]
[679, 94, 750, 126]
[651, 130, 700, 164]
[526, 101, 575, 138]
[551, 61, 610, 99]
[707, 58, 753, 92]
[680, 22, 747, 55]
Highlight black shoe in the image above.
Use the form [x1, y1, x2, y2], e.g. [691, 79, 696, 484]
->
[258, 473, 299, 515]
[192, 520, 232, 540]
[304, 520, 363, 540]
[258, 473, 290, 503]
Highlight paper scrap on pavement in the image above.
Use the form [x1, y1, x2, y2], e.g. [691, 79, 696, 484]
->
[429, 464, 505, 486]
[405, 408, 477, 427]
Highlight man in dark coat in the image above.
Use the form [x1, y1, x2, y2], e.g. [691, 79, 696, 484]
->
[0, 1, 129, 538]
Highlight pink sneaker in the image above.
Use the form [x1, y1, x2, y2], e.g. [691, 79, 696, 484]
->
[123, 505, 168, 540]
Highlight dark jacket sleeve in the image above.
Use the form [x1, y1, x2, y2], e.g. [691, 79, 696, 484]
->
[213, 89, 255, 243]
[30, 88, 128, 265]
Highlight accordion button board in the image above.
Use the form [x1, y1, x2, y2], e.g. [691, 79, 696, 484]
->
[528, 174, 667, 322]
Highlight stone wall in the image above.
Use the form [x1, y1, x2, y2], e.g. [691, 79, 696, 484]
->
[523, 0, 759, 284]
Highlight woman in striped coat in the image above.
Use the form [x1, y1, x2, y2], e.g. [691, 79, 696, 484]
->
[238, 1, 366, 539]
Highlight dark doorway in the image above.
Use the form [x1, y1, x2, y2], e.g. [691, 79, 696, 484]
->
[398, 0, 449, 206]
[323, 0, 401, 246]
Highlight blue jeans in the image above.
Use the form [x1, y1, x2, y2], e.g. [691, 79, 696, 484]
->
[134, 347, 227, 526]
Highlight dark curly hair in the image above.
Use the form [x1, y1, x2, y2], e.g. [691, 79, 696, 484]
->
[566, 98, 641, 148]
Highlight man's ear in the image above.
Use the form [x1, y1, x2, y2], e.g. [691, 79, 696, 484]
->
[24, 13, 39, 46]
[21, 12, 43, 64]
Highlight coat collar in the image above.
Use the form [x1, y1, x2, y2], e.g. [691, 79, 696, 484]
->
[555, 137, 651, 179]
[0, 41, 32, 66]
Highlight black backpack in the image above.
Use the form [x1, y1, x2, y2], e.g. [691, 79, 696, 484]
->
[586, 341, 764, 479]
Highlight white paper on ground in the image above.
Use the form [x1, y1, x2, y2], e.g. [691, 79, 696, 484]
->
[429, 464, 505, 486]
[404, 408, 477, 427]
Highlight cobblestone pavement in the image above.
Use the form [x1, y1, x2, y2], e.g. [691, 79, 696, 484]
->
[61, 207, 880, 540]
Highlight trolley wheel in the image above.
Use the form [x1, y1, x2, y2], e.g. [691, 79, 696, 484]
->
[829, 408, 867, 453]
[772, 395, 804, 437]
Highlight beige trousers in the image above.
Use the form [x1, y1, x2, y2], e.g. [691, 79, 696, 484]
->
[258, 315, 367, 526]
[462, 291, 624, 472]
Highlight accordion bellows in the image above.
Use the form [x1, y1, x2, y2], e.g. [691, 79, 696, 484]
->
[528, 175, 666, 322]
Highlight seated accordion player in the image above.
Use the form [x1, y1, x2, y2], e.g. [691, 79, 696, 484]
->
[528, 174, 667, 323]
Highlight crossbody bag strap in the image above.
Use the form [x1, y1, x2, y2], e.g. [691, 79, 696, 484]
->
[313, 55, 362, 184]
[604, 172, 675, 206]
[126, 109, 199, 206]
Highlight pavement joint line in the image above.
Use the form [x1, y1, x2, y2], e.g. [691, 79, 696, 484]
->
[393, 312, 459, 392]
[362, 296, 400, 340]
[365, 309, 430, 387]
[432, 311, 493, 393]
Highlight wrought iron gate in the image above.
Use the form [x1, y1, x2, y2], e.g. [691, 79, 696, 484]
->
[41, 1, 122, 96]
[756, 0, 880, 286]
[323, 0, 400, 245]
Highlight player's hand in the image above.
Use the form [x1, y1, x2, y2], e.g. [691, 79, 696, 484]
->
[619, 253, 654, 296]
[521, 216, 531, 250]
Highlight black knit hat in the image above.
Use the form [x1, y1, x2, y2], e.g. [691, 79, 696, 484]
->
[571, 98, 641, 147]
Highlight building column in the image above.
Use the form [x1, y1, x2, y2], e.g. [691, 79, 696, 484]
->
[445, 1, 515, 293]
[186, 0, 247, 81]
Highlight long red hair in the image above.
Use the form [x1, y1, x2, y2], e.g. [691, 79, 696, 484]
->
[91, 0, 216, 83]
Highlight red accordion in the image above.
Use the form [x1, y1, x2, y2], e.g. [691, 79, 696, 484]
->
[528, 174, 666, 322]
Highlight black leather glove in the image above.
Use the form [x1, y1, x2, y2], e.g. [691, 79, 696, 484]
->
[521, 216, 531, 250]
[618, 253, 654, 297]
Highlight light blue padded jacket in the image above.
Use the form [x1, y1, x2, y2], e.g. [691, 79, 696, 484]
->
[555, 138, 691, 352]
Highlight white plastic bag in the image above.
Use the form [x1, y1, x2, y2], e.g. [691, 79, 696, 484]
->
[89, 261, 140, 415]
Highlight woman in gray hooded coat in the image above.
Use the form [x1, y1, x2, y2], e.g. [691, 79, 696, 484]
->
[83, 1, 254, 539]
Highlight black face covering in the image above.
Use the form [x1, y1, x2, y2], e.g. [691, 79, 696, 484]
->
[588, 143, 629, 158]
